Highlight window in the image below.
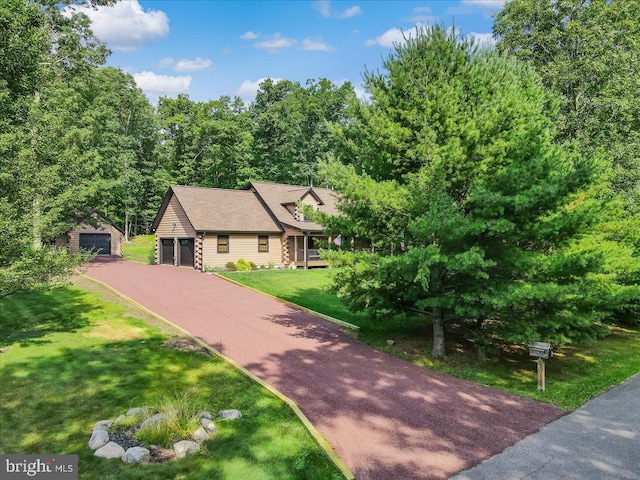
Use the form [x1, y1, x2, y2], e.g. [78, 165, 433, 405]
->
[258, 235, 269, 253]
[217, 235, 229, 253]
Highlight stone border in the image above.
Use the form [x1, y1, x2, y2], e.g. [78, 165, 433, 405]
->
[80, 273, 355, 480]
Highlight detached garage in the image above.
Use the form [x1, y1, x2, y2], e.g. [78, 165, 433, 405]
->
[58, 211, 124, 257]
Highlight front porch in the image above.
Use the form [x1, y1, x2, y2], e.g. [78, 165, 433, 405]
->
[287, 235, 329, 269]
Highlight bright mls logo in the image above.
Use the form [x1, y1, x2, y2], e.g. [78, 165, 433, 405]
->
[1, 455, 78, 479]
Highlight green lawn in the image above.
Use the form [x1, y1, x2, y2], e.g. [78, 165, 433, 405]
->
[0, 276, 342, 480]
[123, 235, 155, 264]
[220, 269, 640, 410]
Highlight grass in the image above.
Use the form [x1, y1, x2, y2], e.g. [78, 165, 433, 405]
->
[219, 269, 640, 410]
[0, 276, 343, 480]
[123, 235, 155, 264]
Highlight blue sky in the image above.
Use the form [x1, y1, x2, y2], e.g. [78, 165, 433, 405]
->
[72, 0, 505, 103]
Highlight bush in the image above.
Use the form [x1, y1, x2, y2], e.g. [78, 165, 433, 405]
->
[225, 261, 237, 271]
[249, 261, 258, 271]
[236, 258, 252, 271]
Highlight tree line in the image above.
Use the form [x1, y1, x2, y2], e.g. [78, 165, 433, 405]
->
[2, 0, 640, 357]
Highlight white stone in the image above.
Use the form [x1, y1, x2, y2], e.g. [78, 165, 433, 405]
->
[93, 420, 113, 431]
[94, 442, 125, 459]
[140, 413, 166, 429]
[122, 447, 151, 464]
[191, 427, 209, 443]
[200, 410, 213, 420]
[219, 409, 242, 420]
[173, 440, 200, 458]
[201, 418, 217, 433]
[114, 415, 126, 423]
[126, 407, 147, 416]
[88, 429, 109, 450]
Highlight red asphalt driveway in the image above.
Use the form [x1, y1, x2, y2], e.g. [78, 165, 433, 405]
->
[84, 258, 563, 480]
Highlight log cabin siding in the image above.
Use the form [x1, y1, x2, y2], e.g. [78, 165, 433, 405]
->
[202, 233, 282, 268]
[154, 195, 196, 238]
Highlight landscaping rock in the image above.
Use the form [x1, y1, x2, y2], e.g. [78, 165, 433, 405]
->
[386, 339, 395, 346]
[149, 445, 175, 462]
[173, 440, 200, 458]
[114, 415, 126, 423]
[126, 407, 147, 416]
[88, 429, 109, 450]
[140, 413, 166, 429]
[192, 427, 209, 443]
[200, 410, 213, 420]
[122, 446, 151, 464]
[201, 418, 217, 433]
[219, 409, 242, 420]
[94, 420, 113, 431]
[94, 442, 125, 459]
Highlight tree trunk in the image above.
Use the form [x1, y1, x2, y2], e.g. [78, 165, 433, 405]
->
[32, 196, 42, 249]
[432, 306, 446, 358]
[124, 210, 130, 243]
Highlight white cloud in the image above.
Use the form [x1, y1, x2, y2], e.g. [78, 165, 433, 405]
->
[133, 71, 191, 95]
[447, 0, 506, 16]
[240, 31, 259, 40]
[302, 38, 332, 51]
[339, 6, 362, 18]
[313, 0, 331, 17]
[313, 1, 361, 19]
[69, 0, 169, 51]
[403, 6, 437, 23]
[468, 32, 496, 47]
[254, 33, 296, 53]
[235, 77, 282, 99]
[158, 57, 175, 68]
[365, 28, 408, 47]
[173, 57, 213, 72]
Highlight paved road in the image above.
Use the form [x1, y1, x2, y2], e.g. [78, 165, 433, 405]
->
[453, 372, 640, 480]
[84, 258, 563, 480]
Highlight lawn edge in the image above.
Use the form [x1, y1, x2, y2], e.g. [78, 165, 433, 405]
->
[79, 272, 356, 480]
[214, 272, 360, 332]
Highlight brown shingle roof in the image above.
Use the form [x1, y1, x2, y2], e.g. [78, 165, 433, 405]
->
[248, 181, 339, 232]
[170, 185, 283, 233]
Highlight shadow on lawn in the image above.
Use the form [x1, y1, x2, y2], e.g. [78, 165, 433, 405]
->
[0, 288, 96, 348]
[0, 338, 337, 480]
[247, 307, 566, 480]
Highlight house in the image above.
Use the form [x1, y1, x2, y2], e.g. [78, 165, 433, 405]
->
[57, 210, 124, 256]
[151, 181, 339, 270]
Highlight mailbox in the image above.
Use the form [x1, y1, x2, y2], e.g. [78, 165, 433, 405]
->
[529, 342, 552, 359]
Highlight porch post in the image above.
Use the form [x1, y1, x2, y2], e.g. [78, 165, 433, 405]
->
[304, 232, 309, 270]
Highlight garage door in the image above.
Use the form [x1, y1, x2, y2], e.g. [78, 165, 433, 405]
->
[79, 233, 111, 255]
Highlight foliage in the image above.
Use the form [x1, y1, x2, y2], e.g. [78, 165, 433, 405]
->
[235, 258, 252, 271]
[157, 94, 254, 189]
[317, 25, 638, 357]
[249, 78, 357, 186]
[0, 283, 343, 479]
[225, 261, 237, 271]
[494, 0, 640, 206]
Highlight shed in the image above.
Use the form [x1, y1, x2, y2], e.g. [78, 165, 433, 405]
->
[58, 211, 124, 257]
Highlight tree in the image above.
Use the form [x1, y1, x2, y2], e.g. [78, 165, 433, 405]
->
[318, 25, 635, 357]
[0, 0, 111, 297]
[157, 94, 254, 189]
[493, 0, 640, 206]
[249, 78, 356, 186]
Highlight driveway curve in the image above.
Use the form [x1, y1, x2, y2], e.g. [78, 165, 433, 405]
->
[84, 258, 563, 480]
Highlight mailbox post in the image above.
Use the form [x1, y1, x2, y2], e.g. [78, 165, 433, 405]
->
[529, 342, 552, 391]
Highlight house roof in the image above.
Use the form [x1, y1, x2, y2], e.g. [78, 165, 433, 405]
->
[247, 181, 339, 232]
[152, 185, 283, 233]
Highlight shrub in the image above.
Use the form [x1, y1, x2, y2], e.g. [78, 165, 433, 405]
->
[225, 261, 237, 271]
[249, 261, 258, 271]
[236, 258, 252, 271]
